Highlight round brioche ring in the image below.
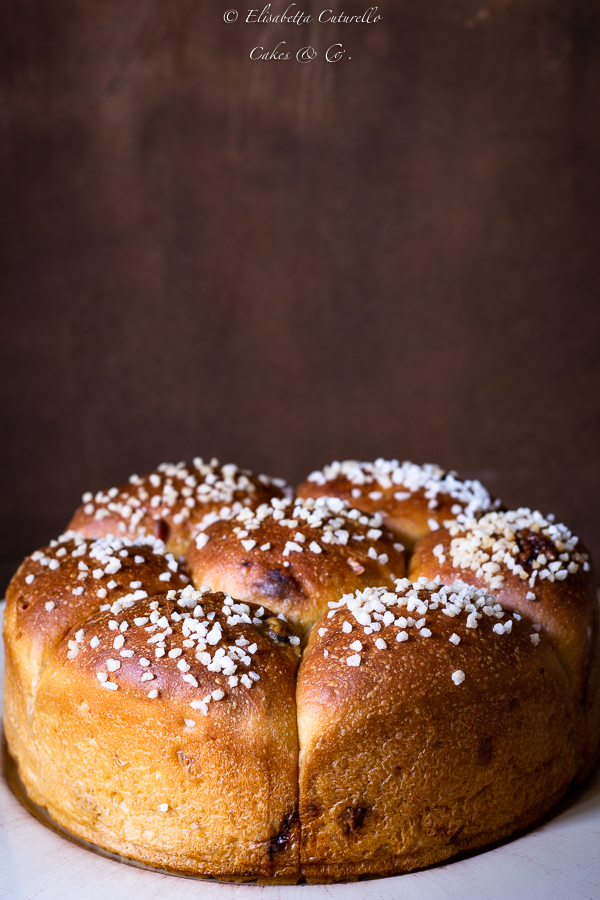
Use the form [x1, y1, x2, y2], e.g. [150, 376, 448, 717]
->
[3, 459, 598, 881]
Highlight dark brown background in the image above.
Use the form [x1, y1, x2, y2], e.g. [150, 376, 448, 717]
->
[1, 0, 599, 592]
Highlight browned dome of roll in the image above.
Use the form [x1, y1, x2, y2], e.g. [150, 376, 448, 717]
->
[296, 459, 499, 549]
[68, 458, 289, 557]
[187, 495, 406, 632]
[4, 586, 302, 882]
[408, 509, 599, 780]
[297, 579, 581, 881]
[3, 530, 189, 776]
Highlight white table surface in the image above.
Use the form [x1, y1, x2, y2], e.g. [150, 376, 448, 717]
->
[1, 601, 599, 900]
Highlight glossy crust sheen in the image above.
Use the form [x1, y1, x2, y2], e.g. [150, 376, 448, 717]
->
[187, 497, 405, 631]
[4, 581, 301, 881]
[409, 517, 599, 779]
[3, 533, 189, 788]
[69, 459, 288, 557]
[3, 462, 599, 883]
[296, 460, 497, 549]
[297, 582, 580, 881]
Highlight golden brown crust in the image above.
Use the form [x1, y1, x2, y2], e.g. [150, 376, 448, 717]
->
[4, 532, 188, 669]
[68, 459, 288, 557]
[186, 496, 406, 632]
[4, 588, 301, 879]
[296, 459, 498, 548]
[4, 459, 599, 883]
[408, 511, 599, 779]
[3, 531, 190, 786]
[297, 580, 581, 879]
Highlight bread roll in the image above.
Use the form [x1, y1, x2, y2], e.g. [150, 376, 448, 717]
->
[69, 458, 288, 557]
[3, 531, 189, 787]
[297, 578, 581, 881]
[187, 495, 406, 631]
[4, 584, 301, 881]
[296, 459, 498, 548]
[408, 509, 599, 779]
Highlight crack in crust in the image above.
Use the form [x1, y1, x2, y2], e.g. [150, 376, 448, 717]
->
[268, 809, 299, 857]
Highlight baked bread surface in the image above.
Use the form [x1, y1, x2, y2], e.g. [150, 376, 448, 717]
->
[3, 532, 189, 790]
[187, 496, 406, 631]
[408, 509, 599, 779]
[69, 458, 288, 557]
[5, 584, 301, 880]
[297, 580, 580, 881]
[3, 459, 598, 882]
[296, 459, 498, 548]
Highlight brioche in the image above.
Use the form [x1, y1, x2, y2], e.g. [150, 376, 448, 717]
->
[187, 495, 405, 632]
[408, 508, 599, 780]
[3, 532, 189, 799]
[5, 581, 301, 881]
[3, 458, 598, 882]
[297, 579, 580, 881]
[297, 459, 498, 548]
[69, 458, 288, 557]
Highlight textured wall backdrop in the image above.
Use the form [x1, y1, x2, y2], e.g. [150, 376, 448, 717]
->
[1, 0, 599, 590]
